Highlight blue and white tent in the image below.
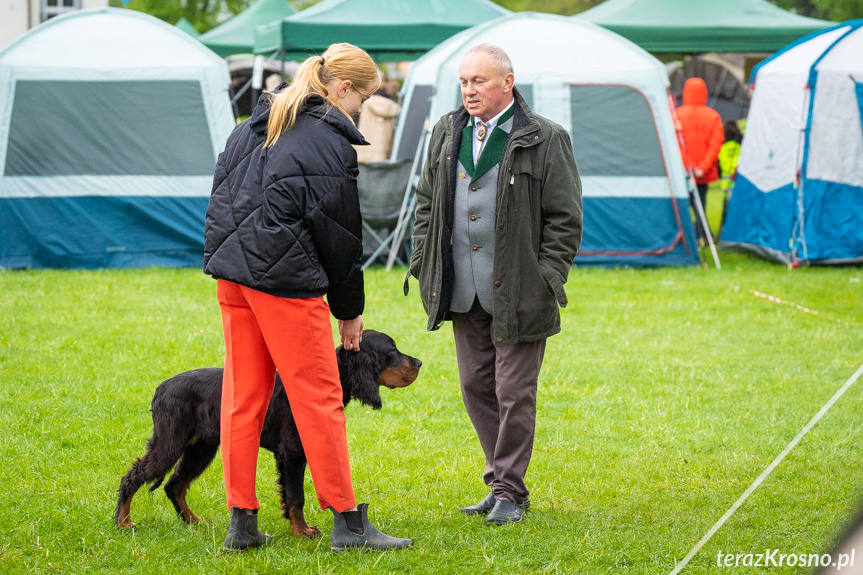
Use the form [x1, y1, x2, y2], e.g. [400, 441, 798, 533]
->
[722, 20, 863, 265]
[0, 8, 234, 269]
[393, 12, 698, 267]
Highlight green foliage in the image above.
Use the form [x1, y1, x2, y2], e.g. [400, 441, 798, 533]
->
[0, 253, 861, 573]
[771, 0, 827, 18]
[492, 0, 603, 15]
[108, 0, 254, 33]
[496, 0, 863, 20]
[812, 0, 863, 20]
[758, 0, 863, 20]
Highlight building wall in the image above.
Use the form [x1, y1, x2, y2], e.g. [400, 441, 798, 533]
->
[1, 0, 108, 52]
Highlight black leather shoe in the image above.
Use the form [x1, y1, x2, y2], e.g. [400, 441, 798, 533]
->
[486, 498, 529, 525]
[459, 491, 496, 515]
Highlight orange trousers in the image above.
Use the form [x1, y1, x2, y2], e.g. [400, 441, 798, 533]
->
[217, 279, 356, 513]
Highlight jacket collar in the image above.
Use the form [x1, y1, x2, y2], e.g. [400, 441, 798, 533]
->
[247, 88, 368, 146]
[302, 94, 368, 146]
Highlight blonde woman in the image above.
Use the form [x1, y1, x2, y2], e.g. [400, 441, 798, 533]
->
[204, 43, 412, 552]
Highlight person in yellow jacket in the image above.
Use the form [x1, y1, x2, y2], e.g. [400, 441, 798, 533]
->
[718, 120, 743, 235]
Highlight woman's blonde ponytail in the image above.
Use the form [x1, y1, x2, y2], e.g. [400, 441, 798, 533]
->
[265, 43, 380, 148]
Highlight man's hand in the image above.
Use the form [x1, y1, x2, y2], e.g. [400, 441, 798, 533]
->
[338, 316, 364, 352]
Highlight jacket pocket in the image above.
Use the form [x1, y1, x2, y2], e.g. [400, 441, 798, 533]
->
[539, 262, 568, 308]
[418, 260, 438, 316]
[511, 246, 557, 335]
[409, 239, 423, 279]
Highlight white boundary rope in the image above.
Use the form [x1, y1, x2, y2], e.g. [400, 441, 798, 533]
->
[669, 362, 863, 575]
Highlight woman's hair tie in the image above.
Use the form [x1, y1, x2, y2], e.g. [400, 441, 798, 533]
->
[320, 56, 325, 66]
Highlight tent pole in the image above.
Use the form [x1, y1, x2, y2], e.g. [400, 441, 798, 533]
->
[386, 119, 428, 271]
[688, 171, 722, 269]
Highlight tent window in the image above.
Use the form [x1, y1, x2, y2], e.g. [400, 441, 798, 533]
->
[396, 85, 433, 161]
[41, 0, 80, 22]
[5, 80, 216, 177]
[569, 85, 666, 177]
[515, 84, 533, 109]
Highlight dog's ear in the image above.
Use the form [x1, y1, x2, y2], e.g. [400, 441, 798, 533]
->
[347, 350, 382, 410]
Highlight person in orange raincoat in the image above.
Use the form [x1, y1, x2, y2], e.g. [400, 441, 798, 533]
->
[677, 77, 724, 243]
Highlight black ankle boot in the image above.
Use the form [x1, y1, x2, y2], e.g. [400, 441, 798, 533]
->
[330, 504, 412, 552]
[223, 507, 272, 551]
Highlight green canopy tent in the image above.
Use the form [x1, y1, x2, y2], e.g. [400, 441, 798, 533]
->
[575, 0, 833, 53]
[253, 0, 509, 61]
[174, 17, 200, 37]
[199, 0, 297, 58]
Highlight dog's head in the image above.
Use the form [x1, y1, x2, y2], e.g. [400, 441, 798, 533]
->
[335, 330, 421, 410]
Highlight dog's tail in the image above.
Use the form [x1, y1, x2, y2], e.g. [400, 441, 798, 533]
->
[148, 475, 166, 492]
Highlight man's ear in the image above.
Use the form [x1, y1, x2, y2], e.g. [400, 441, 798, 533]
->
[503, 73, 514, 93]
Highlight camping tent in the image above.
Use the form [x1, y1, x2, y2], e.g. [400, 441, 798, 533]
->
[0, 8, 235, 269]
[253, 0, 509, 61]
[575, 0, 833, 53]
[394, 12, 699, 267]
[198, 0, 296, 58]
[721, 20, 863, 265]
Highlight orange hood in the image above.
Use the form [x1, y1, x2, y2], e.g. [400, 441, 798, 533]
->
[682, 77, 708, 106]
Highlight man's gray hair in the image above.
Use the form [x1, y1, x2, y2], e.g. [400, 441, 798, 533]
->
[463, 43, 513, 78]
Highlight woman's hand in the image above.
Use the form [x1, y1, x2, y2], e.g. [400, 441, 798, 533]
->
[338, 315, 364, 352]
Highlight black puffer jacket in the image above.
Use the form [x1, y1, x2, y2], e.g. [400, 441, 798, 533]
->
[203, 92, 367, 320]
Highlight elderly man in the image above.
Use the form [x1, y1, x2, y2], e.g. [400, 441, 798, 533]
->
[408, 44, 583, 525]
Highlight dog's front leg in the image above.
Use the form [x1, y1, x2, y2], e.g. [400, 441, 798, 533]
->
[276, 451, 320, 538]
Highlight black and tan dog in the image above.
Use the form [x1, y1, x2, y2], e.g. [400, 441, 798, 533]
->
[115, 330, 420, 537]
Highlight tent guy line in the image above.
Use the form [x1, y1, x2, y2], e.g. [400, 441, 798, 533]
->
[668, 361, 863, 575]
[749, 289, 820, 315]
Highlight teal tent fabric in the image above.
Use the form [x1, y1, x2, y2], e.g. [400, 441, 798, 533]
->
[254, 0, 509, 61]
[6, 80, 214, 176]
[199, 0, 296, 57]
[576, 0, 833, 52]
[174, 17, 200, 37]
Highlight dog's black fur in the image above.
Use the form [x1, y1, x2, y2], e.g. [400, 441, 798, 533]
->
[115, 330, 420, 537]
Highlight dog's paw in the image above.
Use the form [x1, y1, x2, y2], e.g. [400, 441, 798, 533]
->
[181, 512, 202, 524]
[116, 519, 137, 531]
[294, 525, 321, 539]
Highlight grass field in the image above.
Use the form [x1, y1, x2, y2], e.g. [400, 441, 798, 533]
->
[1, 238, 862, 574]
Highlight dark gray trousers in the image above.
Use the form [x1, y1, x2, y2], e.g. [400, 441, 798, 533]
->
[452, 299, 546, 504]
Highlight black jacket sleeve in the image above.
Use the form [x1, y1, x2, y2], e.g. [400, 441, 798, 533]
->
[305, 139, 365, 320]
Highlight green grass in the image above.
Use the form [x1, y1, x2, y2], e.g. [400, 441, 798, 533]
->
[1, 252, 861, 574]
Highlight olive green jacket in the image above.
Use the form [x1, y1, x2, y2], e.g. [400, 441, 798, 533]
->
[408, 90, 583, 346]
